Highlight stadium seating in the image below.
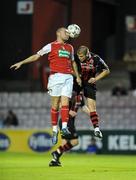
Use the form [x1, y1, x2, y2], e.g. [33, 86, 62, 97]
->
[0, 91, 136, 130]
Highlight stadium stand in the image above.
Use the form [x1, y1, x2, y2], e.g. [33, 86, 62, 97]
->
[0, 90, 136, 130]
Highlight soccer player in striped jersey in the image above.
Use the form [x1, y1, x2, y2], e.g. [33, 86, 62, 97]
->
[76, 45, 110, 138]
[10, 27, 81, 145]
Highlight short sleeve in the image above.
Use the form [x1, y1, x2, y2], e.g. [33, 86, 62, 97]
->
[99, 57, 109, 70]
[37, 43, 51, 56]
[95, 55, 109, 72]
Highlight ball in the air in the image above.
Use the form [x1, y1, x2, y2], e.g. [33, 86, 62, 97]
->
[67, 24, 81, 38]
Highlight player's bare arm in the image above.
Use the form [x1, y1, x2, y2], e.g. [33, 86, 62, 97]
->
[72, 61, 82, 86]
[10, 54, 41, 70]
[88, 68, 110, 84]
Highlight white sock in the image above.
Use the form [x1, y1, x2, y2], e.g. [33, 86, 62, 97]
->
[94, 127, 100, 132]
[62, 122, 67, 129]
[53, 125, 58, 132]
[57, 149, 61, 154]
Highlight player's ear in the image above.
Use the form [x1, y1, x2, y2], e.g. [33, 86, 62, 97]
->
[86, 48, 90, 57]
[56, 31, 60, 37]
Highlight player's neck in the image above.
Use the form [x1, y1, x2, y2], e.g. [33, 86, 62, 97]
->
[56, 38, 65, 44]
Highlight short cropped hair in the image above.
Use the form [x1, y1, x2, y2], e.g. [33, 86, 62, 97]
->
[56, 27, 65, 35]
[77, 46, 89, 55]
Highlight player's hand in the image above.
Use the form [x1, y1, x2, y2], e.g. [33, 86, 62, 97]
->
[88, 78, 96, 84]
[10, 62, 22, 70]
[76, 76, 82, 86]
[69, 110, 77, 117]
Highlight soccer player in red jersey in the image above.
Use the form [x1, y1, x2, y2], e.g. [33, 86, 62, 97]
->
[10, 27, 81, 145]
[49, 77, 89, 166]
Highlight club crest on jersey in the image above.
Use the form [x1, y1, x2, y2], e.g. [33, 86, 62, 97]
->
[58, 50, 70, 58]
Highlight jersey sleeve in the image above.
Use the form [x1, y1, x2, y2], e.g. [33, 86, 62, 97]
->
[37, 43, 51, 56]
[95, 55, 109, 72]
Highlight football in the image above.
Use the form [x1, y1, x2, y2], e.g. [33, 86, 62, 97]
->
[67, 24, 81, 38]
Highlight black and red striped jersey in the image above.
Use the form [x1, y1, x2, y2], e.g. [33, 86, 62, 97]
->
[75, 52, 109, 83]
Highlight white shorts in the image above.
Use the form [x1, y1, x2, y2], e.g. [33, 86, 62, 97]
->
[47, 73, 73, 98]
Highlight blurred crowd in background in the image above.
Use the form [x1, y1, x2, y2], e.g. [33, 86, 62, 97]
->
[1, 0, 136, 130]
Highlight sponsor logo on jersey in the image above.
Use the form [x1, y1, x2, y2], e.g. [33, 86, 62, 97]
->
[0, 133, 10, 151]
[28, 132, 52, 152]
[58, 50, 70, 58]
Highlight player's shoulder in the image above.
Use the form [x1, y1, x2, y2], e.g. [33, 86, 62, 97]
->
[50, 41, 64, 48]
[66, 43, 74, 49]
[91, 52, 102, 62]
[91, 52, 100, 58]
[50, 41, 58, 45]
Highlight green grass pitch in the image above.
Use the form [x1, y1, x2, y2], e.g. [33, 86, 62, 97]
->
[0, 152, 136, 180]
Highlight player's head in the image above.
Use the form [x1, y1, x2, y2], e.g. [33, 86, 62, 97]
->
[77, 45, 90, 62]
[56, 27, 70, 42]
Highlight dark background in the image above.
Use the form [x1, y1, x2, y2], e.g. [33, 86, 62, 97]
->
[1, 0, 136, 85]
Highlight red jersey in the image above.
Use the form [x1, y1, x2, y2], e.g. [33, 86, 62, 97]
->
[37, 41, 74, 74]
